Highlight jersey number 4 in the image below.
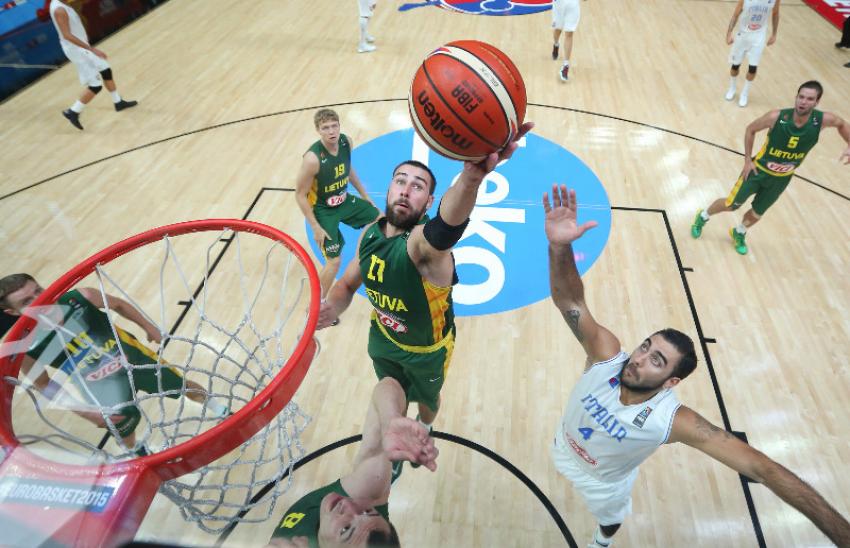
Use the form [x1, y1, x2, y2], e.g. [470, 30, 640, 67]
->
[578, 427, 594, 440]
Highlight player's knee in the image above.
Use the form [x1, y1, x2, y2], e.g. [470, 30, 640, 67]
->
[99, 67, 113, 81]
[730, 64, 741, 72]
[747, 65, 758, 75]
[87, 85, 102, 95]
[728, 202, 742, 211]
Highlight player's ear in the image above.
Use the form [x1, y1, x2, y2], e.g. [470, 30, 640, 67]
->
[426, 195, 434, 210]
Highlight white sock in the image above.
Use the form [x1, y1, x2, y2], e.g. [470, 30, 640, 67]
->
[741, 80, 752, 95]
[594, 526, 613, 547]
[700, 209, 710, 221]
[206, 396, 229, 417]
[417, 416, 433, 433]
[563, 59, 570, 66]
[110, 90, 122, 103]
[70, 100, 85, 113]
[554, 42, 559, 47]
[728, 76, 737, 89]
[359, 17, 369, 43]
[736, 222, 747, 234]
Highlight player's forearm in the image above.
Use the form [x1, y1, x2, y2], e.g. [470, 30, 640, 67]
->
[325, 279, 356, 317]
[372, 378, 406, 436]
[758, 460, 850, 545]
[744, 129, 758, 159]
[727, 14, 739, 34]
[294, 193, 320, 228]
[113, 300, 157, 336]
[348, 171, 371, 201]
[437, 173, 480, 225]
[549, 243, 585, 311]
[837, 118, 850, 145]
[62, 32, 91, 51]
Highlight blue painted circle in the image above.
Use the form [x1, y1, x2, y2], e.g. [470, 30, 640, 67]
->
[400, 0, 552, 16]
[306, 129, 611, 317]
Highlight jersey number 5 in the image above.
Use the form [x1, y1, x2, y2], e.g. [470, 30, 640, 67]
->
[787, 136, 799, 149]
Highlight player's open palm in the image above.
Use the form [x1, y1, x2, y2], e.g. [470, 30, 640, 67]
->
[383, 417, 438, 471]
[543, 184, 597, 245]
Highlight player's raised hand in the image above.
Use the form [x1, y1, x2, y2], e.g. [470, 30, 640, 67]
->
[543, 184, 598, 246]
[382, 417, 438, 471]
[462, 121, 535, 181]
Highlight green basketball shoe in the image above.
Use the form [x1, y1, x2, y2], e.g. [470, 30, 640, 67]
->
[730, 228, 748, 255]
[691, 210, 707, 238]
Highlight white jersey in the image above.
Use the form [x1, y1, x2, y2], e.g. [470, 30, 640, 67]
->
[50, 0, 89, 53]
[554, 352, 681, 483]
[737, 0, 775, 33]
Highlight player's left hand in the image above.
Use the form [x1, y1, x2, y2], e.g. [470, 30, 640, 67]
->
[145, 328, 162, 344]
[317, 300, 338, 330]
[383, 417, 438, 471]
[767, 34, 777, 46]
[462, 121, 535, 181]
[840, 146, 850, 165]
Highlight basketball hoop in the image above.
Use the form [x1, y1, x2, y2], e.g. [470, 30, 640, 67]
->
[0, 220, 320, 546]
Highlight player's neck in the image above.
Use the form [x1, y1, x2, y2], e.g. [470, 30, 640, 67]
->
[322, 139, 339, 155]
[619, 386, 661, 406]
[792, 110, 812, 126]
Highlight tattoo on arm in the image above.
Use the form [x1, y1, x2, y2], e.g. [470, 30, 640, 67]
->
[694, 414, 733, 442]
[563, 309, 583, 342]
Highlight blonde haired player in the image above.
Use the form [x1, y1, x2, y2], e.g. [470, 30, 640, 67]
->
[551, 0, 582, 82]
[724, 0, 780, 107]
[46, 0, 138, 130]
[357, 0, 377, 53]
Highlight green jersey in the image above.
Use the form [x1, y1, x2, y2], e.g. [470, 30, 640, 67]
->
[270, 479, 389, 547]
[26, 290, 158, 382]
[307, 134, 352, 209]
[754, 108, 823, 177]
[359, 218, 455, 350]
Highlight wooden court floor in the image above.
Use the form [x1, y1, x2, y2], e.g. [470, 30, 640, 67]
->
[1, 0, 849, 546]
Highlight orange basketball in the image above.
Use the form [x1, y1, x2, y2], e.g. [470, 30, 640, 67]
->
[408, 40, 527, 162]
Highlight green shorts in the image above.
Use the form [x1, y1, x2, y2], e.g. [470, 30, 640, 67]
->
[79, 330, 187, 436]
[724, 167, 792, 216]
[367, 322, 455, 413]
[314, 194, 379, 259]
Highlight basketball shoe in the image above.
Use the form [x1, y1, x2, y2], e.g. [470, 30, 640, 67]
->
[730, 227, 748, 255]
[358, 43, 376, 53]
[691, 209, 708, 238]
[114, 99, 138, 111]
[62, 109, 83, 130]
[559, 62, 570, 82]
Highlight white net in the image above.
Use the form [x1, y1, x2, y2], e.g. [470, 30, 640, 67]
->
[4, 224, 317, 534]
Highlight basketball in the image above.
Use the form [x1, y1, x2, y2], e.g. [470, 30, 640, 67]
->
[408, 40, 527, 162]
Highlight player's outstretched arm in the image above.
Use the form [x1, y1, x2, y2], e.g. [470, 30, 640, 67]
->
[544, 184, 620, 366]
[341, 378, 437, 504]
[670, 406, 850, 546]
[767, 0, 780, 45]
[726, 0, 743, 44]
[822, 112, 850, 164]
[317, 253, 364, 329]
[408, 122, 535, 264]
[77, 287, 160, 343]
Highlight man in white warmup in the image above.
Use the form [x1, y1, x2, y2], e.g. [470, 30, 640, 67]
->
[357, 0, 377, 53]
[551, 0, 581, 81]
[47, 0, 137, 130]
[724, 0, 780, 107]
[543, 184, 850, 548]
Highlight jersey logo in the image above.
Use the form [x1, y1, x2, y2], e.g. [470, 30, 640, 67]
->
[310, 129, 611, 317]
[608, 377, 619, 388]
[85, 357, 124, 382]
[632, 406, 653, 428]
[566, 434, 598, 466]
[279, 512, 305, 529]
[375, 309, 409, 333]
[399, 0, 552, 16]
[326, 194, 346, 207]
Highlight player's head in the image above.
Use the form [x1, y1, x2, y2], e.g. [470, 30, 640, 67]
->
[0, 273, 42, 315]
[795, 81, 822, 115]
[385, 161, 436, 231]
[314, 109, 341, 146]
[317, 493, 400, 547]
[621, 328, 697, 394]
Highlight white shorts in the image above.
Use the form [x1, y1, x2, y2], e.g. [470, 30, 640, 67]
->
[358, 0, 376, 18]
[728, 31, 767, 66]
[551, 0, 580, 32]
[551, 441, 638, 526]
[62, 44, 111, 87]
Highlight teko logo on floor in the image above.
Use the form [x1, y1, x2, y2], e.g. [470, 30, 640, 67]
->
[307, 129, 612, 317]
[398, 0, 552, 16]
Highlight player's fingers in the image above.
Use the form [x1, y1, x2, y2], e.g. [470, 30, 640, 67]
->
[578, 221, 599, 236]
[542, 192, 551, 213]
[515, 121, 534, 140]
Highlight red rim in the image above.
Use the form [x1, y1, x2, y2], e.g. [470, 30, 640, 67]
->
[0, 219, 320, 480]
